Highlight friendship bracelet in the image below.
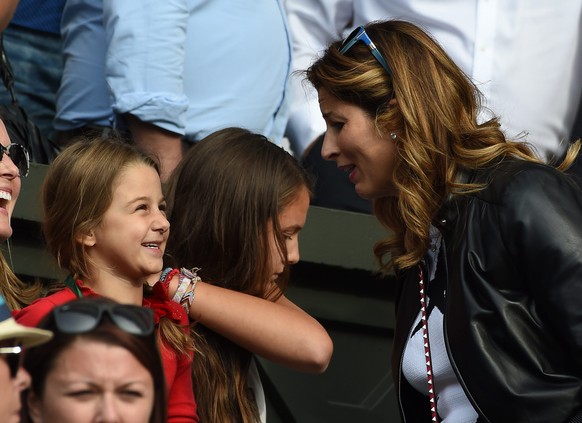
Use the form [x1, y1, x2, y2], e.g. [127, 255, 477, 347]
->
[160, 267, 179, 289]
[173, 267, 201, 314]
[172, 272, 191, 304]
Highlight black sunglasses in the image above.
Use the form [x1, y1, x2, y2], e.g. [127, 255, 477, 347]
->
[339, 25, 393, 77]
[0, 143, 30, 177]
[53, 302, 155, 337]
[0, 345, 23, 378]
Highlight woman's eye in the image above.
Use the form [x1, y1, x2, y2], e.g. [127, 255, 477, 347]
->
[330, 121, 344, 130]
[136, 204, 148, 211]
[67, 390, 94, 398]
[120, 390, 144, 400]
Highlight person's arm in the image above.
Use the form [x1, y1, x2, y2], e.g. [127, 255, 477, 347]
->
[125, 114, 183, 182]
[284, 0, 352, 157]
[0, 0, 19, 32]
[502, 166, 582, 364]
[102, 0, 188, 180]
[168, 276, 333, 374]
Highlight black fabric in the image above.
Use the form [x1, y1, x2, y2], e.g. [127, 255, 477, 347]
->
[569, 408, 582, 423]
[0, 34, 57, 164]
[393, 159, 582, 422]
[565, 147, 582, 189]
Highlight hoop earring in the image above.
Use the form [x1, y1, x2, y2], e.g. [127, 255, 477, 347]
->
[390, 132, 397, 140]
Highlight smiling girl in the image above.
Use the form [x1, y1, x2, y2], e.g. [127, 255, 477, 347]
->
[15, 137, 198, 422]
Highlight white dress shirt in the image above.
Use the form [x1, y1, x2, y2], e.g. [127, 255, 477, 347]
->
[285, 0, 582, 161]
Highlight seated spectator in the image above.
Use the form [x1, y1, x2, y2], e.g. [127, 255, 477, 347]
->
[15, 137, 197, 422]
[305, 19, 582, 422]
[0, 117, 41, 310]
[163, 127, 333, 422]
[23, 297, 166, 423]
[0, 293, 52, 423]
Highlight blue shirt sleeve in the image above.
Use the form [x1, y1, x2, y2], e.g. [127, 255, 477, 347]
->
[103, 0, 190, 135]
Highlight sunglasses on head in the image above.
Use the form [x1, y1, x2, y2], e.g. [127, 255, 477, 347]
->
[53, 302, 155, 337]
[339, 25, 393, 77]
[0, 345, 23, 378]
[0, 143, 30, 177]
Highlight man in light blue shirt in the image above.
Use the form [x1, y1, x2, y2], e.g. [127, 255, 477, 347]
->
[55, 0, 292, 180]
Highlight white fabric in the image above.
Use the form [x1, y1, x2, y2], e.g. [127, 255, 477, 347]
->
[284, 0, 582, 161]
[401, 226, 479, 422]
[248, 358, 267, 423]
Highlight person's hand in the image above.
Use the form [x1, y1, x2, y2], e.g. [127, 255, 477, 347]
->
[126, 114, 183, 182]
[0, 0, 20, 32]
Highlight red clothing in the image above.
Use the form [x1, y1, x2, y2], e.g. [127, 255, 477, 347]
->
[15, 280, 199, 423]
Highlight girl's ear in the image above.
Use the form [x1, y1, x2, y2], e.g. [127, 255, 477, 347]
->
[75, 230, 96, 247]
[27, 390, 43, 423]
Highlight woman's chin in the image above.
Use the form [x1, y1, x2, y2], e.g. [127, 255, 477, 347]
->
[354, 184, 375, 200]
[0, 225, 13, 243]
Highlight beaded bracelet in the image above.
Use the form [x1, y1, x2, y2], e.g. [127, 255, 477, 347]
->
[172, 267, 201, 314]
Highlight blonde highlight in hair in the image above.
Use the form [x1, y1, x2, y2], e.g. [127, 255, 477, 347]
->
[0, 251, 42, 310]
[307, 20, 580, 272]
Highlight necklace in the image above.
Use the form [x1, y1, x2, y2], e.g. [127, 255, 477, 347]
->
[418, 264, 438, 422]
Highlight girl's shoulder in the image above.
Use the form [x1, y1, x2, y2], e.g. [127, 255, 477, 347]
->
[14, 287, 79, 327]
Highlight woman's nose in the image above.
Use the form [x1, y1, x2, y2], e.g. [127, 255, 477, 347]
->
[320, 132, 339, 161]
[0, 149, 20, 179]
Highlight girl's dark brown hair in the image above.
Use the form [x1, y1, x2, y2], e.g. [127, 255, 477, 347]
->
[165, 127, 313, 422]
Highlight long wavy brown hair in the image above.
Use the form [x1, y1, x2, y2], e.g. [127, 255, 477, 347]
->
[307, 19, 580, 272]
[165, 127, 313, 422]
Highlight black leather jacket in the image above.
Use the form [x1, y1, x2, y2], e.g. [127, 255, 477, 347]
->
[392, 159, 582, 423]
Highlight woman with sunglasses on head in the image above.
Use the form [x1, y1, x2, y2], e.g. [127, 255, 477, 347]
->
[23, 297, 166, 423]
[0, 117, 42, 311]
[15, 137, 198, 422]
[0, 294, 52, 423]
[306, 20, 582, 422]
[160, 127, 333, 422]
